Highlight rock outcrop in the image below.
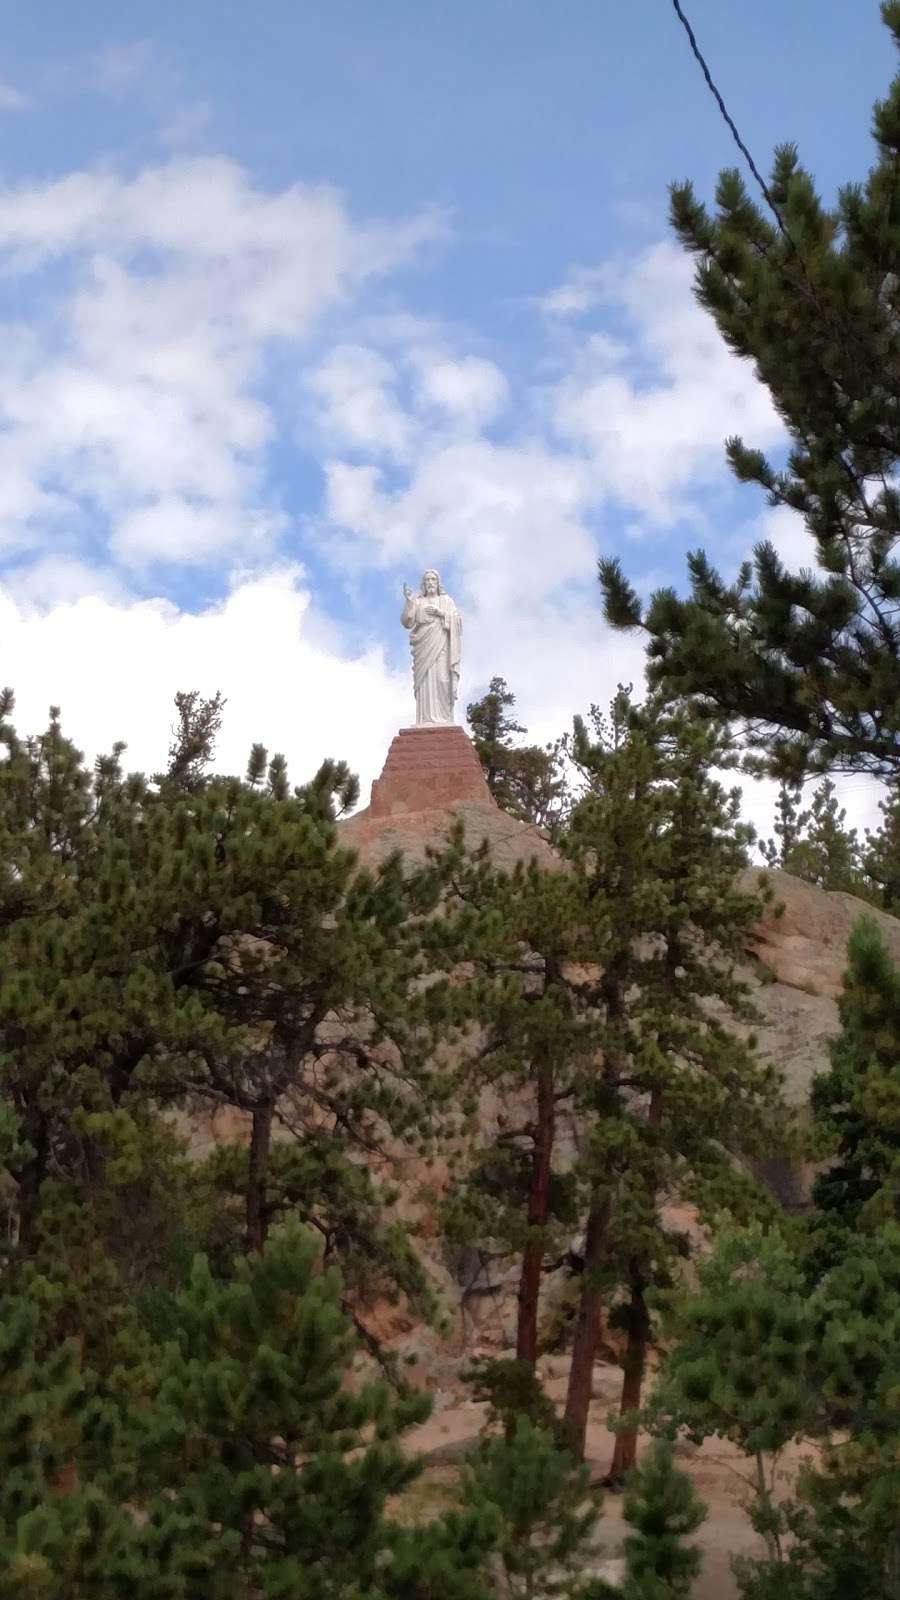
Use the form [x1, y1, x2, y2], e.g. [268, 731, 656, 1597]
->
[341, 728, 900, 1315]
[345, 738, 898, 1113]
[740, 868, 900, 1107]
[342, 723, 556, 870]
[192, 726, 899, 1376]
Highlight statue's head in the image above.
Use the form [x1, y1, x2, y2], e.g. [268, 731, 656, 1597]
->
[421, 569, 442, 596]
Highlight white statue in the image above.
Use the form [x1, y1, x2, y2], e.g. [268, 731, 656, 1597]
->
[401, 569, 462, 725]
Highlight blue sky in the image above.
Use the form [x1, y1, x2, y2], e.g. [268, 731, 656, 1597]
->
[0, 1, 890, 829]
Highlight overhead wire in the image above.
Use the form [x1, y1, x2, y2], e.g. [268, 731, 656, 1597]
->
[669, 0, 899, 566]
[667, 0, 879, 376]
[668, 0, 900, 783]
[669, 0, 792, 244]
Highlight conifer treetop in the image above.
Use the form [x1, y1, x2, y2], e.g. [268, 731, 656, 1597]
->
[601, 4, 900, 782]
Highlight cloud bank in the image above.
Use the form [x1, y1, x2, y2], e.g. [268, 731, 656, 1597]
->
[2, 146, 855, 833]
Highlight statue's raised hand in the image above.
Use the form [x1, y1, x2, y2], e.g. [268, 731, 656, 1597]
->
[402, 582, 413, 599]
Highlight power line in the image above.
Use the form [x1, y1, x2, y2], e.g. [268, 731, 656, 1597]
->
[666, 5, 859, 376]
[669, 0, 898, 528]
[669, 0, 790, 241]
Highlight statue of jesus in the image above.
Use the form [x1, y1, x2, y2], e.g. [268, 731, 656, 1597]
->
[401, 569, 462, 725]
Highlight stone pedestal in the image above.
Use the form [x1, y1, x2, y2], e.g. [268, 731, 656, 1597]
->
[368, 724, 492, 817]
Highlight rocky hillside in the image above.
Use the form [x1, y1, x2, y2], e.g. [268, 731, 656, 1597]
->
[186, 777, 899, 1383]
[344, 791, 900, 1109]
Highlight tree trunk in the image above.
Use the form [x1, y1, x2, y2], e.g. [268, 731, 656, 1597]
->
[606, 1282, 650, 1486]
[516, 1062, 555, 1367]
[245, 1103, 273, 1253]
[563, 1198, 609, 1459]
[754, 1450, 783, 1565]
[604, 1087, 661, 1483]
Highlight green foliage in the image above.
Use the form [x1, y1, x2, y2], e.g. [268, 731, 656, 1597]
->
[617, 1441, 706, 1600]
[862, 786, 900, 910]
[657, 950, 900, 1598]
[560, 698, 787, 1454]
[0, 1232, 501, 1599]
[156, 689, 225, 792]
[761, 780, 866, 895]
[600, 8, 900, 782]
[654, 1222, 814, 1459]
[465, 1357, 563, 1442]
[382, 1510, 498, 1600]
[467, 676, 568, 834]
[16, 1111, 220, 1392]
[732, 1224, 900, 1600]
[463, 1416, 602, 1598]
[141, 1227, 432, 1598]
[203, 1134, 436, 1359]
[0, 1293, 137, 1599]
[809, 916, 900, 1254]
[431, 821, 604, 1367]
[445, 691, 787, 1459]
[652, 1222, 814, 1564]
[0, 688, 451, 1351]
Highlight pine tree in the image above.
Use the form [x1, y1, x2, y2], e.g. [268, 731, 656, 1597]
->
[0, 694, 154, 1258]
[732, 1224, 900, 1600]
[467, 676, 568, 834]
[435, 842, 598, 1371]
[560, 700, 786, 1468]
[14, 1108, 218, 1397]
[444, 696, 785, 1463]
[155, 689, 225, 792]
[442, 693, 663, 1394]
[2, 1234, 499, 1599]
[655, 964, 900, 1600]
[760, 783, 807, 873]
[465, 1356, 564, 1443]
[808, 916, 900, 1257]
[762, 780, 864, 894]
[463, 1416, 602, 1599]
[599, 4, 900, 783]
[652, 1222, 814, 1565]
[383, 1511, 499, 1600]
[616, 1441, 706, 1600]
[140, 1226, 494, 1600]
[862, 788, 900, 909]
[0, 1291, 140, 1598]
[0, 690, 449, 1356]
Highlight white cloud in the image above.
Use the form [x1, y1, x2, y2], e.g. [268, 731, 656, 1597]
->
[311, 239, 784, 632]
[0, 81, 29, 113]
[0, 561, 651, 817]
[306, 345, 416, 463]
[0, 567, 410, 797]
[0, 555, 130, 608]
[111, 499, 286, 568]
[0, 158, 441, 573]
[304, 341, 508, 469]
[0, 170, 800, 836]
[323, 438, 595, 607]
[464, 593, 647, 747]
[546, 242, 782, 523]
[0, 158, 440, 286]
[538, 265, 607, 317]
[411, 352, 508, 427]
[157, 100, 214, 151]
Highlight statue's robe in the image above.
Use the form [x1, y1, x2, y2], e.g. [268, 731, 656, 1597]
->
[401, 591, 461, 724]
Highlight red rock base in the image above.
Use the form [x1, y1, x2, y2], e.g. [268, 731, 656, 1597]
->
[368, 724, 492, 817]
